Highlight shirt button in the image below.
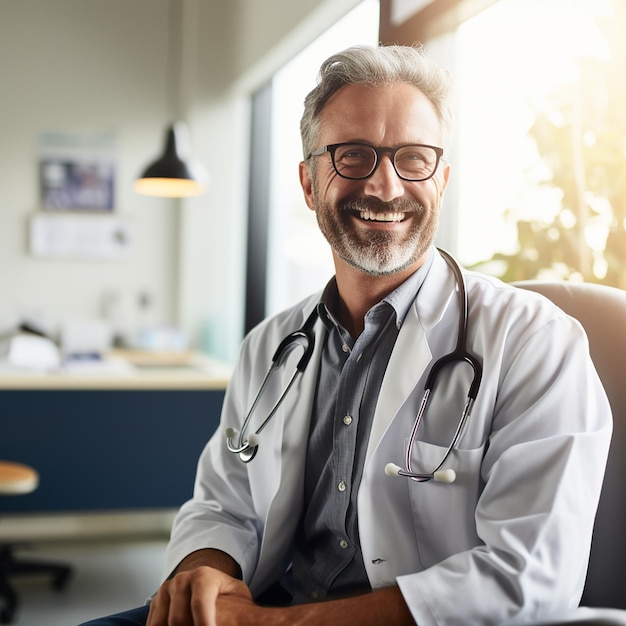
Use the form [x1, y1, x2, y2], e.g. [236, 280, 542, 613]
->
[343, 415, 353, 426]
[310, 591, 320, 600]
[341, 343, 350, 353]
[337, 481, 346, 492]
[339, 539, 349, 549]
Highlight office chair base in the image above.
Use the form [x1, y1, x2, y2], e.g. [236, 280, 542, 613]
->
[0, 544, 72, 624]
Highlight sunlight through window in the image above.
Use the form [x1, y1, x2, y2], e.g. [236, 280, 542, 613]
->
[455, 0, 620, 286]
[266, 0, 380, 316]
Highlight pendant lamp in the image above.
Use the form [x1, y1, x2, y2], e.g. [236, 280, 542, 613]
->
[134, 121, 208, 198]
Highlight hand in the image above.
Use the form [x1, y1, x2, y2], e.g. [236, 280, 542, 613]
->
[213, 596, 282, 626]
[146, 565, 254, 626]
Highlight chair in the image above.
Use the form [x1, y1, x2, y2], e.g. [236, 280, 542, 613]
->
[513, 281, 626, 620]
[0, 460, 72, 624]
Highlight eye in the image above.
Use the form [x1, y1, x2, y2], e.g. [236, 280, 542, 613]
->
[395, 146, 437, 176]
[398, 148, 429, 164]
[337, 146, 372, 162]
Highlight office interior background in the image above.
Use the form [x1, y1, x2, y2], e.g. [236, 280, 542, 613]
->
[1, 0, 624, 624]
[1, 0, 624, 363]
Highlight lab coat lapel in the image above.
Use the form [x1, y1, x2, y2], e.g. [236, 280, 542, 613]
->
[249, 302, 326, 592]
[364, 251, 456, 466]
[249, 301, 324, 506]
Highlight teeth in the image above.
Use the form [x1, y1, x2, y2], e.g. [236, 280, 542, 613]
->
[359, 210, 405, 222]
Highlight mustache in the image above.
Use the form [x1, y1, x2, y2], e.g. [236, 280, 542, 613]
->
[339, 197, 425, 214]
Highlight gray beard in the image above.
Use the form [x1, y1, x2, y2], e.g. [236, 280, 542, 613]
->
[336, 228, 422, 275]
[317, 196, 438, 276]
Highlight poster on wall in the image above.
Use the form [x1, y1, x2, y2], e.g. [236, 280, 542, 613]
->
[29, 214, 130, 260]
[38, 132, 116, 212]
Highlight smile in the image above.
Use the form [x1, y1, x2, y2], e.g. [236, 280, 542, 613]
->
[358, 210, 406, 223]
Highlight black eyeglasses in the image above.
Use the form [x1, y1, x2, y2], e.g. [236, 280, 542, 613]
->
[307, 142, 444, 182]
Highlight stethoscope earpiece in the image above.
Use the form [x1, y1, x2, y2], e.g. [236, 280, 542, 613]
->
[433, 468, 456, 483]
[246, 433, 260, 448]
[384, 463, 456, 483]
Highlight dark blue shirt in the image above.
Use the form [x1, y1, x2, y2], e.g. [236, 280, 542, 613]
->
[290, 255, 431, 603]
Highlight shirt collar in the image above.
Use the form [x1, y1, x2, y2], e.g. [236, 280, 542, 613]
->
[317, 278, 340, 332]
[317, 246, 435, 331]
[385, 247, 434, 327]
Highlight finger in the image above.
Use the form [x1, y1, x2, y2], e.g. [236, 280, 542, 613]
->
[165, 576, 196, 625]
[189, 571, 220, 626]
[146, 586, 172, 626]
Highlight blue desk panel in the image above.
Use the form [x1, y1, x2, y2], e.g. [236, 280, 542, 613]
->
[1, 390, 224, 513]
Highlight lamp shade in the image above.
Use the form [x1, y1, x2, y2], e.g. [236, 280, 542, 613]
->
[134, 122, 208, 198]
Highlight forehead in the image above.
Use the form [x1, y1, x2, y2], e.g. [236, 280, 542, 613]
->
[318, 82, 443, 146]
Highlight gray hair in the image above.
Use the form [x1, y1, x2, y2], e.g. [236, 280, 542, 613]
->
[300, 44, 452, 159]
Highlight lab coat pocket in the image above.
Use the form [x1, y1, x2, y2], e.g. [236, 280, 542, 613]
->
[406, 440, 485, 568]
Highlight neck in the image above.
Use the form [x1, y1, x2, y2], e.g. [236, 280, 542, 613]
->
[332, 256, 423, 339]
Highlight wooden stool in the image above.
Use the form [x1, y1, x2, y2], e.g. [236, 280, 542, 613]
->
[0, 462, 39, 496]
[0, 460, 72, 623]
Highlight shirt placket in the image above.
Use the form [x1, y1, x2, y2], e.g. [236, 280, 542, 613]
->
[327, 307, 391, 587]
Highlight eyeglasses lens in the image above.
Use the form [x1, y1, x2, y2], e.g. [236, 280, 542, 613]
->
[333, 145, 377, 179]
[332, 144, 438, 181]
[394, 146, 438, 180]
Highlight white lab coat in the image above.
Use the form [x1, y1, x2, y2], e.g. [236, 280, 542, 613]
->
[164, 249, 612, 625]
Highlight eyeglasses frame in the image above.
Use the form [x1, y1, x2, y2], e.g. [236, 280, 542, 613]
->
[307, 141, 445, 182]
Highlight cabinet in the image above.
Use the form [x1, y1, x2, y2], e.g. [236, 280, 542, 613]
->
[0, 388, 224, 513]
[0, 354, 230, 518]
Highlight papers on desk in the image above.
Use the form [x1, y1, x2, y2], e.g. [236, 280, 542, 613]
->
[0, 335, 132, 376]
[2, 333, 61, 371]
[0, 323, 231, 382]
[59, 353, 133, 375]
[60, 319, 112, 356]
[0, 324, 130, 376]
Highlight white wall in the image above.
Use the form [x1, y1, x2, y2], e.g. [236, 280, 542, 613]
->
[0, 0, 365, 362]
[0, 0, 178, 345]
[179, 0, 364, 361]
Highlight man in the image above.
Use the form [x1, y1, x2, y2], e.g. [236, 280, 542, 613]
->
[82, 44, 611, 626]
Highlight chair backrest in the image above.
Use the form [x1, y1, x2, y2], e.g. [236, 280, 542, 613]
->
[513, 281, 626, 609]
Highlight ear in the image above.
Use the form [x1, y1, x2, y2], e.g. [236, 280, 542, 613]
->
[299, 160, 316, 211]
[437, 160, 451, 200]
[442, 161, 451, 188]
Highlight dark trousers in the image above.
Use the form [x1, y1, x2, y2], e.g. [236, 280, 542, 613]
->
[77, 604, 149, 626]
[77, 581, 291, 624]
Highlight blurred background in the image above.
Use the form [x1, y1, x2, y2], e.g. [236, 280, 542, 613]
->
[1, 0, 625, 623]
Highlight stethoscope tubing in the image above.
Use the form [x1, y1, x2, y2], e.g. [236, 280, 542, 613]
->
[225, 249, 483, 480]
[225, 309, 318, 462]
[404, 249, 482, 481]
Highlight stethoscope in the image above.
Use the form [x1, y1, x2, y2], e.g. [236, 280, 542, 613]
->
[225, 249, 483, 484]
[224, 308, 318, 463]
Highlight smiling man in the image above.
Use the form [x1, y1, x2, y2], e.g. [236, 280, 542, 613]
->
[81, 45, 611, 626]
[300, 79, 449, 339]
[304, 84, 446, 275]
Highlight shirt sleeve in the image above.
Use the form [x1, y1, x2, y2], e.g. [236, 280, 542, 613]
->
[161, 332, 263, 583]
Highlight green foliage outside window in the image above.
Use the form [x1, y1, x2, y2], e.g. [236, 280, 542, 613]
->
[470, 4, 626, 289]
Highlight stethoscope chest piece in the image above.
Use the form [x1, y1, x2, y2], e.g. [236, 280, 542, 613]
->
[225, 427, 259, 462]
[238, 446, 258, 463]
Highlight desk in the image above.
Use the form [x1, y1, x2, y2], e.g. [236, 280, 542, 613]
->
[0, 353, 230, 538]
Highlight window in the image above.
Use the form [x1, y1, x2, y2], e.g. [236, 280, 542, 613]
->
[264, 0, 380, 317]
[453, 0, 623, 286]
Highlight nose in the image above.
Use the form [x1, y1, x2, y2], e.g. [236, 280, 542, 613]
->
[362, 153, 405, 202]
